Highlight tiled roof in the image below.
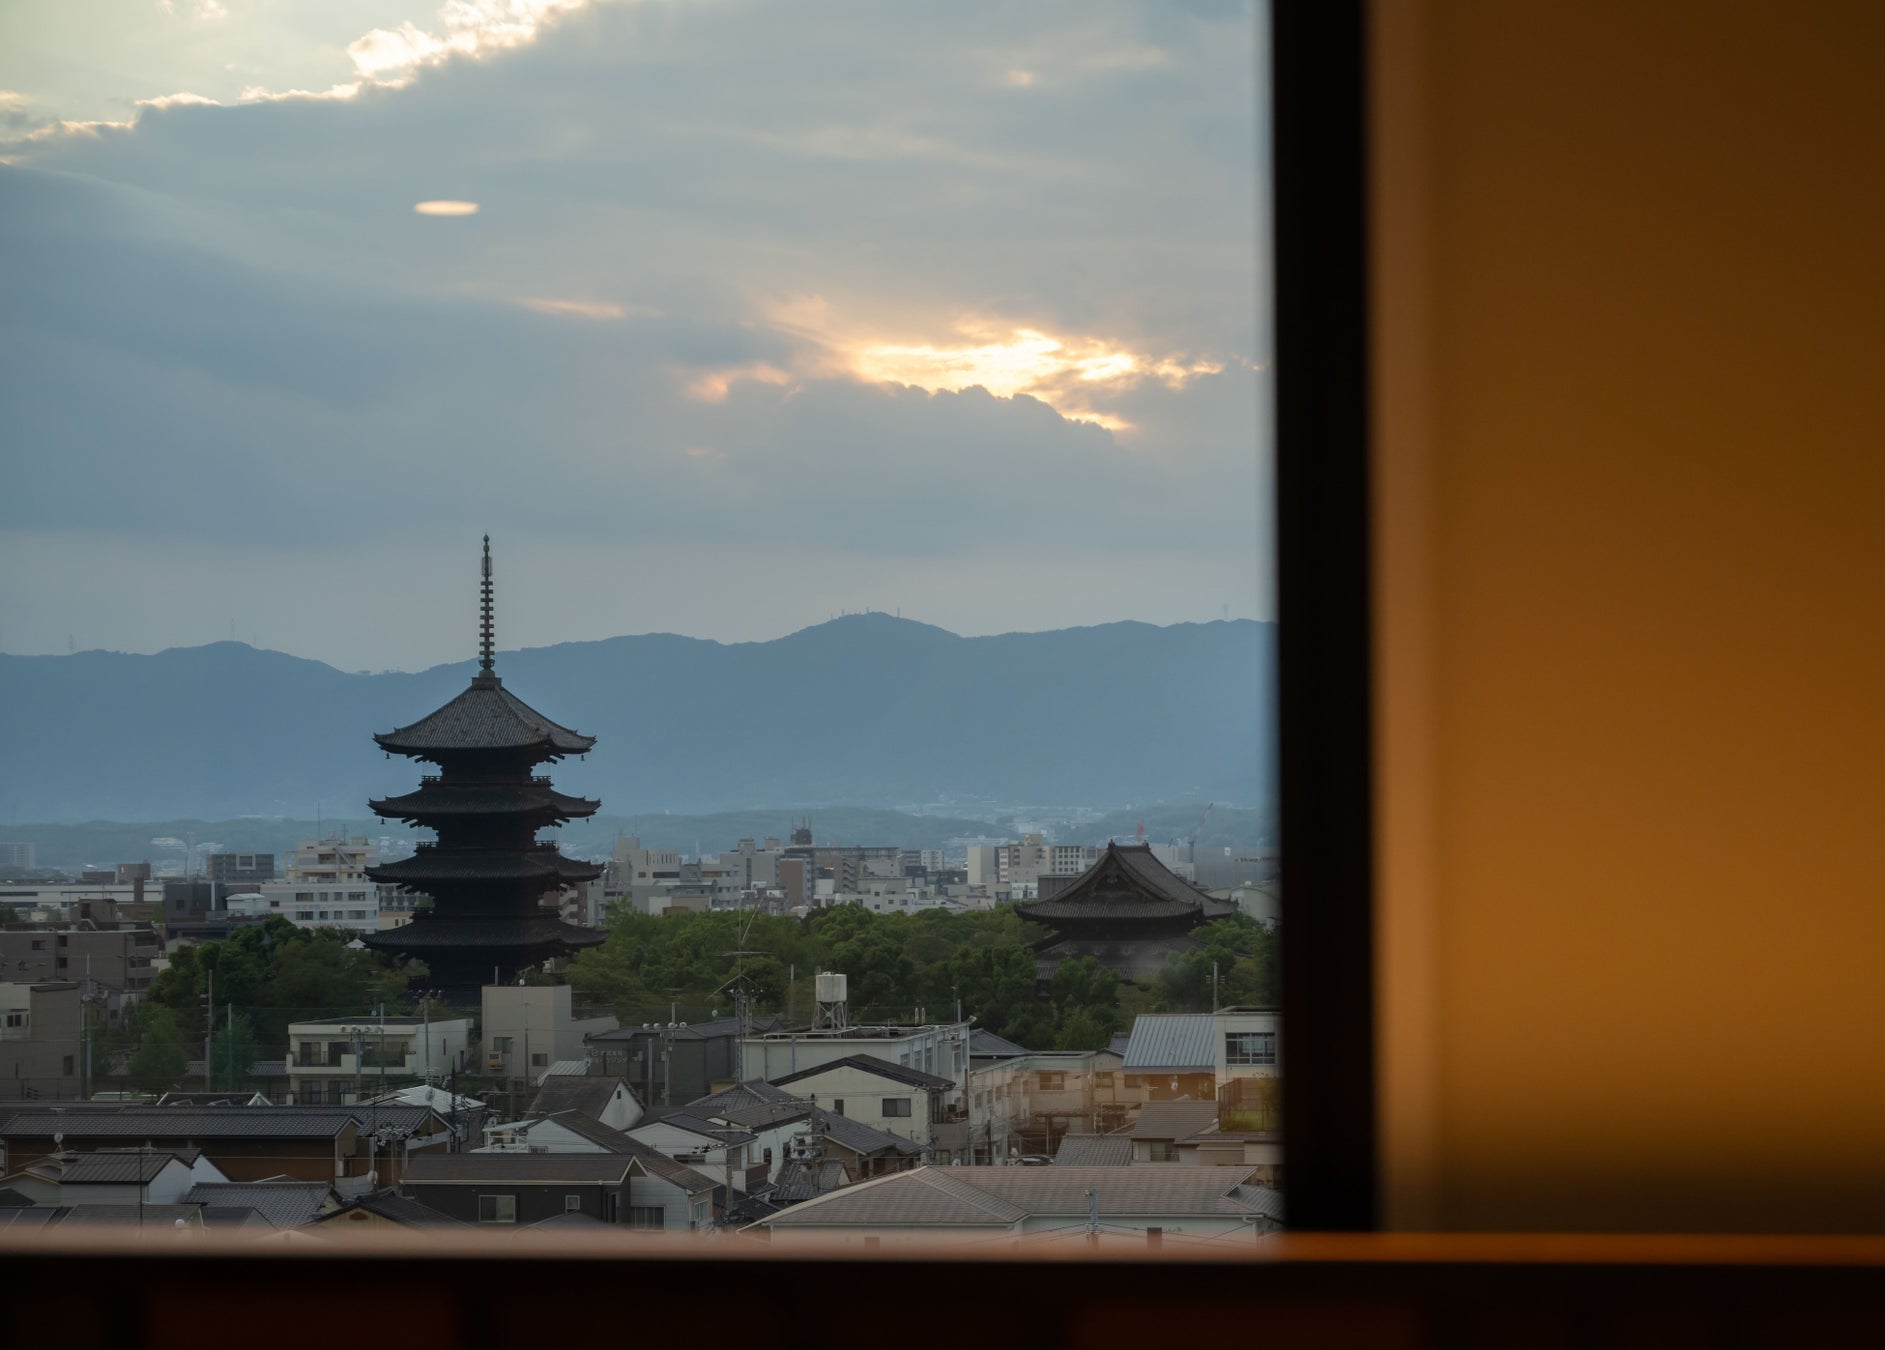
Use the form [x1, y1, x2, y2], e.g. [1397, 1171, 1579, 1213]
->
[529, 1077, 634, 1123]
[366, 849, 603, 886]
[54, 1204, 201, 1228]
[537, 1111, 641, 1152]
[0, 1186, 38, 1206]
[682, 1080, 800, 1115]
[1121, 1014, 1218, 1071]
[60, 1150, 193, 1185]
[815, 1110, 922, 1157]
[771, 1158, 850, 1203]
[633, 1113, 756, 1146]
[0, 1109, 354, 1139]
[761, 1165, 1267, 1228]
[317, 1189, 465, 1227]
[370, 782, 599, 823]
[182, 1181, 335, 1229]
[1131, 1101, 1222, 1141]
[772, 1053, 956, 1092]
[0, 1207, 60, 1230]
[969, 1029, 1033, 1059]
[763, 1167, 1028, 1227]
[1053, 1135, 1135, 1166]
[628, 1148, 715, 1193]
[1234, 1185, 1286, 1222]
[1014, 843, 1207, 923]
[361, 914, 605, 952]
[404, 1153, 636, 1185]
[374, 679, 595, 757]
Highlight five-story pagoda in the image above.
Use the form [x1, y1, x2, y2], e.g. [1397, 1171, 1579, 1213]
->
[362, 537, 605, 998]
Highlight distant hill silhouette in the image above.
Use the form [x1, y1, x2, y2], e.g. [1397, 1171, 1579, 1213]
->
[0, 615, 1274, 823]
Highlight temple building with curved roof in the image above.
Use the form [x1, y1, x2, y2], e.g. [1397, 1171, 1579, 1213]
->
[362, 537, 604, 998]
[1014, 841, 1234, 985]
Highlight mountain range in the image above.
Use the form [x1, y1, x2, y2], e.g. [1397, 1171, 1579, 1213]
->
[0, 614, 1275, 824]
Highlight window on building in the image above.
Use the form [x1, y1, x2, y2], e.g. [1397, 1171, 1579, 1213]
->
[1037, 1071, 1065, 1091]
[532, 1052, 549, 1067]
[881, 1098, 912, 1118]
[478, 1195, 517, 1224]
[63, 1054, 75, 1075]
[304, 1083, 322, 1104]
[831, 1099, 844, 1116]
[627, 1206, 664, 1229]
[1095, 1072, 1115, 1087]
[1226, 1032, 1278, 1066]
[1148, 1141, 1175, 1162]
[294, 892, 313, 903]
[564, 1195, 582, 1212]
[494, 1037, 513, 1053]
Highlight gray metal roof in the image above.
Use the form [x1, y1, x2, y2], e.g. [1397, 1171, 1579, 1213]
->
[761, 1165, 1267, 1228]
[632, 1113, 756, 1146]
[1131, 1101, 1223, 1141]
[534, 1111, 641, 1152]
[1052, 1135, 1135, 1166]
[54, 1204, 202, 1228]
[1120, 1014, 1217, 1071]
[317, 1189, 466, 1227]
[182, 1181, 335, 1229]
[683, 1080, 800, 1115]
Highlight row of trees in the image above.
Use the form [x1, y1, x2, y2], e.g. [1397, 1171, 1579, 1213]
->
[564, 901, 1278, 1052]
[117, 917, 422, 1092]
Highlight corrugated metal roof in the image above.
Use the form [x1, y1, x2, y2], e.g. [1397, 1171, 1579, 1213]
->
[405, 1154, 636, 1185]
[1120, 1014, 1217, 1070]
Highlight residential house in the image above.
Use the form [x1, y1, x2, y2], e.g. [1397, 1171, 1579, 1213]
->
[626, 1112, 765, 1194]
[753, 1164, 1282, 1248]
[400, 1150, 715, 1229]
[0, 1104, 451, 1184]
[55, 1148, 227, 1205]
[1119, 1013, 1218, 1101]
[769, 1054, 956, 1154]
[527, 1074, 643, 1131]
[308, 1188, 464, 1233]
[478, 1110, 639, 1154]
[741, 1018, 971, 1100]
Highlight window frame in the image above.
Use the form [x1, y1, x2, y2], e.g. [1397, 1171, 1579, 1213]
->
[478, 1194, 517, 1225]
[1272, 0, 1379, 1232]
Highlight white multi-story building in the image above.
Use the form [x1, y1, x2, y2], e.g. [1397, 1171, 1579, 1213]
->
[287, 1014, 473, 1104]
[480, 984, 617, 1080]
[285, 836, 378, 886]
[224, 883, 385, 934]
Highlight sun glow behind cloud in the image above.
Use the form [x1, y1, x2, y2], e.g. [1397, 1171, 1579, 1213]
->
[413, 199, 479, 215]
[745, 302, 1228, 433]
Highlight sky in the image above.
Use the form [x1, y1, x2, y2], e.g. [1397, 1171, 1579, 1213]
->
[0, 0, 1271, 673]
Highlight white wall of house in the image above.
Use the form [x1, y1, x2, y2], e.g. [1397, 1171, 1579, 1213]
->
[769, 1064, 932, 1147]
[625, 1171, 709, 1230]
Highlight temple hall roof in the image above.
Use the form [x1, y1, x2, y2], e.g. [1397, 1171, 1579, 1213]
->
[360, 914, 606, 953]
[366, 847, 603, 887]
[1015, 842, 1212, 923]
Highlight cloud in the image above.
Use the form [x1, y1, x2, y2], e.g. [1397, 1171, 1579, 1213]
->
[0, 0, 1271, 665]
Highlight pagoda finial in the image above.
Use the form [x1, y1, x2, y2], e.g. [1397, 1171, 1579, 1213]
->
[479, 534, 495, 676]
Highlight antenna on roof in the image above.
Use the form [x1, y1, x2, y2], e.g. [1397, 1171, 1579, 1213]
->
[479, 535, 496, 676]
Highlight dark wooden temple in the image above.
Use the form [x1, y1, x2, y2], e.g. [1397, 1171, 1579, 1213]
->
[1014, 841, 1233, 985]
[362, 537, 604, 999]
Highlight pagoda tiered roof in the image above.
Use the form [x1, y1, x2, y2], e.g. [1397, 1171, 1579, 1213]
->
[1015, 842, 1211, 924]
[374, 675, 594, 759]
[367, 846, 603, 887]
[369, 780, 600, 824]
[361, 914, 606, 954]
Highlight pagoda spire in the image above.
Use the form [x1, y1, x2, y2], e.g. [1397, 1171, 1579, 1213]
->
[477, 533, 497, 683]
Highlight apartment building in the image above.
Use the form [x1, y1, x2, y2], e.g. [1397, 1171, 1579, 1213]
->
[286, 1016, 473, 1104]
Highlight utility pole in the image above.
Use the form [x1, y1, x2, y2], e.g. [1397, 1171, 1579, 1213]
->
[204, 968, 214, 1091]
[227, 1000, 234, 1092]
[1087, 1188, 1099, 1249]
